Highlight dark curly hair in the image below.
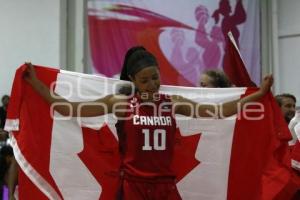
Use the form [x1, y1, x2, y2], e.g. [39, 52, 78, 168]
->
[203, 70, 232, 88]
[275, 93, 297, 106]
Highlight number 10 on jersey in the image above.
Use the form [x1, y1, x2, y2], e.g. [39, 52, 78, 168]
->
[142, 129, 166, 151]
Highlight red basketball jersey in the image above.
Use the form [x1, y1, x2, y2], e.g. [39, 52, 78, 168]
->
[116, 94, 177, 178]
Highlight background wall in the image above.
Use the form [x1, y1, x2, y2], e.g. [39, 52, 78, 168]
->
[0, 0, 68, 99]
[0, 0, 66, 96]
[277, 0, 300, 104]
[261, 0, 300, 106]
[0, 0, 299, 106]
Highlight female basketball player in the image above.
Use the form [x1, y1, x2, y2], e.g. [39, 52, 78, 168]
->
[24, 48, 273, 200]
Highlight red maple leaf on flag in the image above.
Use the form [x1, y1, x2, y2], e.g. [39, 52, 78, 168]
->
[78, 125, 201, 199]
[171, 128, 201, 182]
[78, 125, 121, 200]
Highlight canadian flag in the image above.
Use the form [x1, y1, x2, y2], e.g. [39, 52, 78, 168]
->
[5, 65, 292, 200]
[223, 32, 257, 87]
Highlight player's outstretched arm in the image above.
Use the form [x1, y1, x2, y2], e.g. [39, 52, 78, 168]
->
[220, 75, 273, 118]
[24, 62, 124, 117]
[172, 75, 273, 118]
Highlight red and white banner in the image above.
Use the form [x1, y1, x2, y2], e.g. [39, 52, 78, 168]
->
[5, 65, 292, 200]
[87, 0, 261, 86]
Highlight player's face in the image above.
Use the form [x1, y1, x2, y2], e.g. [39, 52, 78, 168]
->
[131, 66, 161, 101]
[280, 97, 296, 123]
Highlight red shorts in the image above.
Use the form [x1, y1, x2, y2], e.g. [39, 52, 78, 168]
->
[119, 176, 182, 200]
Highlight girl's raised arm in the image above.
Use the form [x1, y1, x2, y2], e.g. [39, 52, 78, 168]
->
[24, 63, 124, 117]
[173, 75, 273, 118]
